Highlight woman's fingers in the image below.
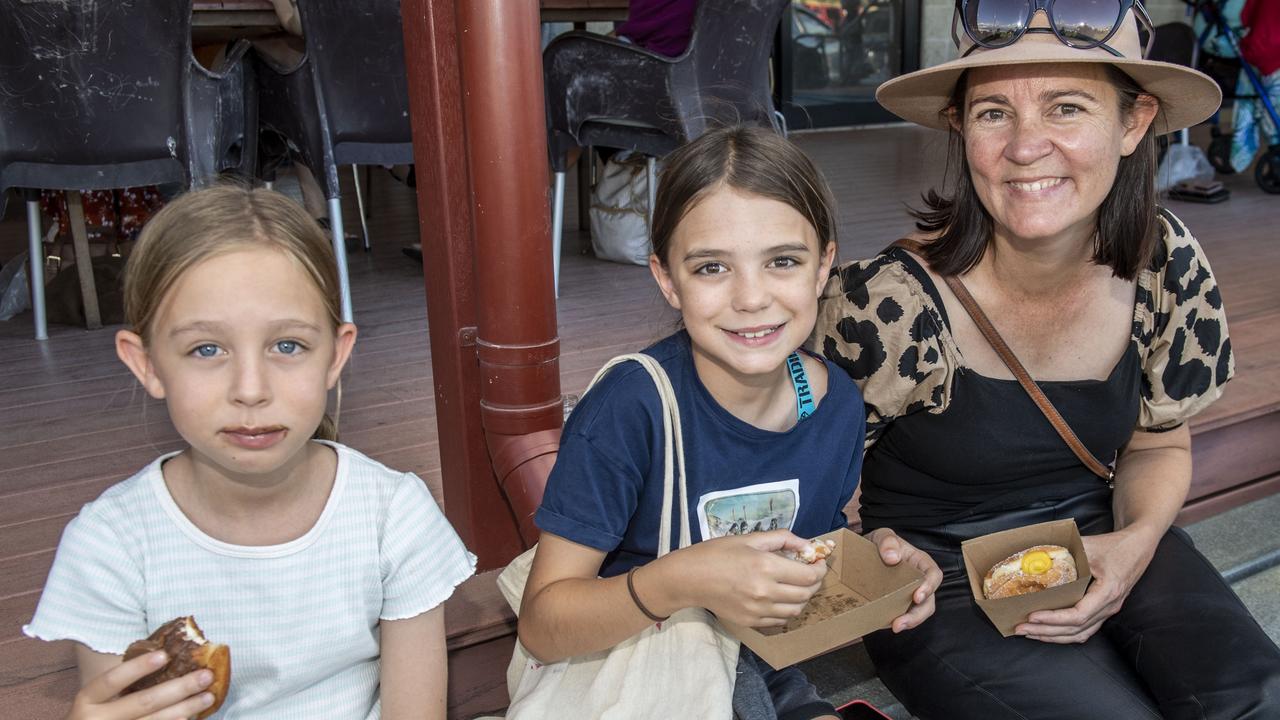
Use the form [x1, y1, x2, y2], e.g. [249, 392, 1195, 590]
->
[867, 528, 902, 564]
[78, 651, 170, 705]
[1024, 616, 1107, 644]
[890, 592, 936, 632]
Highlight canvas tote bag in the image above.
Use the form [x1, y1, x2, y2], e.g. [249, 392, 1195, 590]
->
[496, 353, 740, 719]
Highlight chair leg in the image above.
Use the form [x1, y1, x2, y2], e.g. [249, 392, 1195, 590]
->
[552, 171, 565, 299]
[327, 198, 355, 323]
[351, 164, 371, 252]
[646, 156, 657, 239]
[363, 165, 374, 218]
[576, 146, 592, 239]
[26, 201, 48, 340]
[66, 192, 102, 330]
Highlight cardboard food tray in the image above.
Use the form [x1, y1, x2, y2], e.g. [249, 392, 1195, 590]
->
[960, 518, 1093, 637]
[720, 528, 923, 669]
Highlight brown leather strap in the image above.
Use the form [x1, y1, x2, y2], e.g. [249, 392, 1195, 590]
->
[940, 273, 1115, 484]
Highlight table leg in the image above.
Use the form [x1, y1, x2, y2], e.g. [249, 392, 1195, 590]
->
[66, 192, 102, 330]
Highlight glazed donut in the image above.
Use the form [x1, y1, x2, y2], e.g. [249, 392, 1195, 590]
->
[123, 616, 230, 719]
[982, 545, 1078, 600]
[793, 538, 836, 564]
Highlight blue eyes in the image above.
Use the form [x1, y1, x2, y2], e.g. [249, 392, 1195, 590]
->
[188, 341, 305, 358]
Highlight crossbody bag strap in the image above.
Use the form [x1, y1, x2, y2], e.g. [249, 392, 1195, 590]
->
[941, 273, 1116, 485]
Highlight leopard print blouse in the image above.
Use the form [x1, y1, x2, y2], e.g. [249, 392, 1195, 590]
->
[810, 209, 1234, 450]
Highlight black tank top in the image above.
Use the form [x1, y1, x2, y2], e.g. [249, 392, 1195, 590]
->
[858, 253, 1140, 532]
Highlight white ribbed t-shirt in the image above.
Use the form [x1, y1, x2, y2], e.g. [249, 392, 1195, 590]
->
[25, 441, 476, 719]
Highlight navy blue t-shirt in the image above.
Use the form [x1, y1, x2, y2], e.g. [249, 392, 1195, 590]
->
[536, 331, 866, 578]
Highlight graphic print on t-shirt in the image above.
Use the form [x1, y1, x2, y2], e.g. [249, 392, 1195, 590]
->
[697, 479, 799, 540]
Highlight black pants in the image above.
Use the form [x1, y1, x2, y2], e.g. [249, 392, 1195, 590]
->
[864, 489, 1280, 719]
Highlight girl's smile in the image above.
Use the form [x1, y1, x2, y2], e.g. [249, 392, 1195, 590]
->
[724, 323, 786, 346]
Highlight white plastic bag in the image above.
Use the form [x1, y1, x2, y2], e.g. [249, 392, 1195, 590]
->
[588, 154, 654, 266]
[0, 251, 31, 321]
[1157, 143, 1215, 193]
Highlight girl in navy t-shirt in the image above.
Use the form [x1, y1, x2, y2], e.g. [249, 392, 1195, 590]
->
[518, 126, 942, 719]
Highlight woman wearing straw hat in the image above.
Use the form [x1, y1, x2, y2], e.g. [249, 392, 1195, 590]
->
[812, 1, 1280, 717]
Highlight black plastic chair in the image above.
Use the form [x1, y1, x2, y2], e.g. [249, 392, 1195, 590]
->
[0, 0, 253, 338]
[252, 0, 413, 323]
[543, 0, 789, 292]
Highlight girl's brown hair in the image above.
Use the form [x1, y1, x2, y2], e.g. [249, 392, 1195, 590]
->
[911, 66, 1160, 279]
[650, 125, 838, 265]
[123, 184, 345, 440]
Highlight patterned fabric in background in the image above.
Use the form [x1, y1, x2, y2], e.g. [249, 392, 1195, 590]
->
[1231, 68, 1280, 172]
[39, 186, 165, 243]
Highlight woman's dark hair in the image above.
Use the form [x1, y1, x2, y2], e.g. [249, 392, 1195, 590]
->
[911, 65, 1159, 279]
[650, 125, 837, 265]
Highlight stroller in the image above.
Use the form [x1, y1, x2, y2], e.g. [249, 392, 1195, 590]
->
[1187, 0, 1280, 193]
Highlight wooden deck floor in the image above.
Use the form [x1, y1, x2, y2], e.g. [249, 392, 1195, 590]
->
[1, 125, 1278, 718]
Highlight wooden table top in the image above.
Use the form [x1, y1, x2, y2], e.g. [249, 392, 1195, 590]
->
[192, 0, 629, 26]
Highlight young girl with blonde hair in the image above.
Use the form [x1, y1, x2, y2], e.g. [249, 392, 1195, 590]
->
[25, 185, 474, 719]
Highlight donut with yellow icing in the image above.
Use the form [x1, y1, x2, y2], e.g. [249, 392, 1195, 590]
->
[982, 545, 1077, 599]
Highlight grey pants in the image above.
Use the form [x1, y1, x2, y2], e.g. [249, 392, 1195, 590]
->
[732, 646, 836, 720]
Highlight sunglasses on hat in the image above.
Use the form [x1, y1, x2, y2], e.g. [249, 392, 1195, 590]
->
[952, 0, 1155, 58]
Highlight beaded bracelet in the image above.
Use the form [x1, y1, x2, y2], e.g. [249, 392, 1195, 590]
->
[626, 566, 669, 622]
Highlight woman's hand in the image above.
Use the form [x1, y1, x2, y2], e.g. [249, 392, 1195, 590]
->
[1016, 526, 1161, 643]
[867, 528, 943, 632]
[68, 650, 214, 720]
[656, 530, 828, 629]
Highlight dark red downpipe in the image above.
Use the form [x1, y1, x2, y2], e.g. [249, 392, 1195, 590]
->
[456, 0, 564, 550]
[403, 0, 560, 570]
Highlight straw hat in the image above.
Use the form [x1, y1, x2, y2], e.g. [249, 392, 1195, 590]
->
[876, 9, 1221, 133]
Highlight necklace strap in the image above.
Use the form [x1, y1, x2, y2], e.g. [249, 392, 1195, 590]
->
[786, 351, 816, 421]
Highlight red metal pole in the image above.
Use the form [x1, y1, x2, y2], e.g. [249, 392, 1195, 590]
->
[457, 0, 564, 547]
[401, 0, 525, 570]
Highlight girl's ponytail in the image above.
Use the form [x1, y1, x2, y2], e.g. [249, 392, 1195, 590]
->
[313, 414, 339, 442]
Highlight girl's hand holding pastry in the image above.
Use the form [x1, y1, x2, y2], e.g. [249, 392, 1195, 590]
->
[67, 650, 214, 720]
[654, 530, 828, 629]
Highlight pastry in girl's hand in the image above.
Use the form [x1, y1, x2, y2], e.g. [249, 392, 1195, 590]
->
[122, 616, 230, 719]
[982, 545, 1078, 599]
[790, 538, 836, 564]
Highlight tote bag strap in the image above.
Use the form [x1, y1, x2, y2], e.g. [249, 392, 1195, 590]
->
[587, 354, 691, 555]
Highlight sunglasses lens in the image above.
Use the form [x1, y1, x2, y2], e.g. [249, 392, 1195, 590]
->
[965, 0, 1031, 46]
[1051, 0, 1124, 45]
